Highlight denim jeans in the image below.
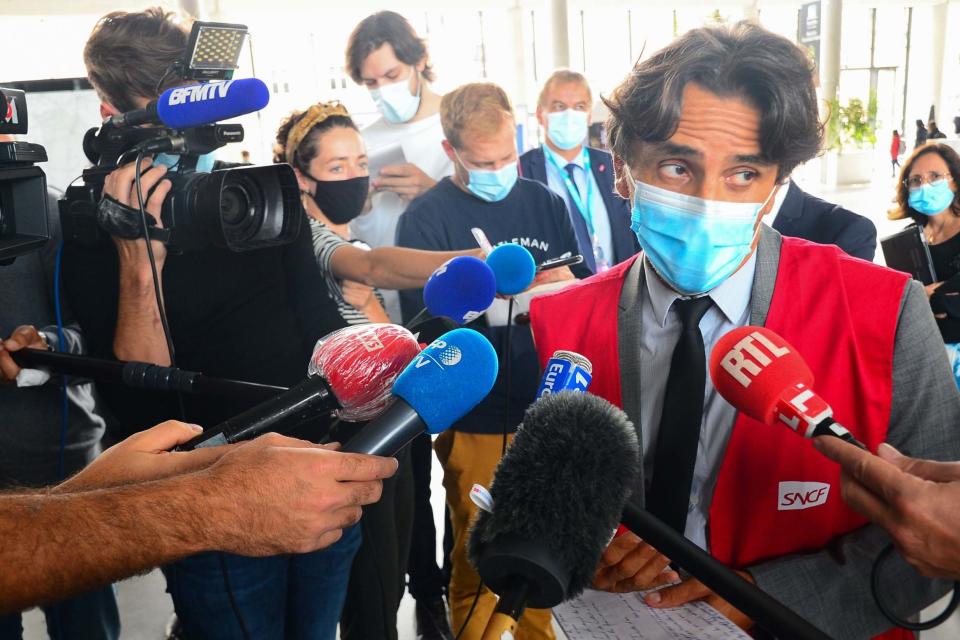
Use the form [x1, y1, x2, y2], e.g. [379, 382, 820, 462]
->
[0, 584, 120, 640]
[164, 524, 361, 640]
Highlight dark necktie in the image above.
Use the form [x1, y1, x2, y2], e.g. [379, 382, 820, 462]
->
[646, 296, 713, 534]
[564, 163, 581, 197]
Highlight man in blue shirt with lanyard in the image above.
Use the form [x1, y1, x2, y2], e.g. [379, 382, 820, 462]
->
[519, 69, 638, 272]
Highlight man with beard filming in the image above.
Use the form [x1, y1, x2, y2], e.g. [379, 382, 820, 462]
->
[59, 8, 356, 639]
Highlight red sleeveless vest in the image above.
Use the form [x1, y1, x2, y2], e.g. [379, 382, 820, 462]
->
[530, 237, 912, 640]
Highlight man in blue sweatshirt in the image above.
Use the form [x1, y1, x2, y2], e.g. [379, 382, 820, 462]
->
[396, 81, 589, 640]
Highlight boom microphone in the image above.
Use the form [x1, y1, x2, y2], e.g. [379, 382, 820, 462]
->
[487, 243, 536, 296]
[709, 326, 865, 448]
[109, 78, 270, 129]
[468, 392, 639, 639]
[341, 328, 498, 456]
[176, 324, 421, 450]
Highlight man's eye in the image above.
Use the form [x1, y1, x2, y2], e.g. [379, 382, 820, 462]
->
[658, 164, 687, 180]
[728, 170, 758, 186]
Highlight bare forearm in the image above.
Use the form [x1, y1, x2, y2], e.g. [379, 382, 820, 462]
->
[114, 262, 171, 365]
[0, 477, 211, 613]
[364, 247, 472, 289]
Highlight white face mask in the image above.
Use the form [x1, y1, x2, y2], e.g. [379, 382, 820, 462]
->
[370, 70, 421, 123]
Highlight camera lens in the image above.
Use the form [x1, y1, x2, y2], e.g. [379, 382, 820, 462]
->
[219, 176, 264, 241]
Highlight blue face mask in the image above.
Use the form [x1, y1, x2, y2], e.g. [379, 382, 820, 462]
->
[454, 150, 518, 203]
[370, 72, 421, 124]
[546, 109, 589, 150]
[629, 179, 774, 295]
[908, 179, 955, 216]
[153, 152, 216, 174]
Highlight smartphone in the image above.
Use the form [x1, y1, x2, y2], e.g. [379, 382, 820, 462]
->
[536, 254, 583, 273]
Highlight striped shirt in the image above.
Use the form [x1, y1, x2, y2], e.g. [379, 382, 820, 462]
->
[309, 218, 386, 326]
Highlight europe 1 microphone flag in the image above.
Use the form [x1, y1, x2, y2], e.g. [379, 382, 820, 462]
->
[535, 351, 592, 399]
[176, 324, 421, 450]
[709, 325, 866, 449]
[340, 328, 498, 457]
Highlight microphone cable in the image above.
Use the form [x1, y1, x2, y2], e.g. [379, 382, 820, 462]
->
[134, 151, 252, 640]
[871, 543, 960, 631]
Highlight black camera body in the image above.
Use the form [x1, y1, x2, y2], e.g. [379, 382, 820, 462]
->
[60, 122, 301, 253]
[0, 88, 51, 265]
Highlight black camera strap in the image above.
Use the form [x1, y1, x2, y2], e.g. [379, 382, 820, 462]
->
[97, 194, 171, 244]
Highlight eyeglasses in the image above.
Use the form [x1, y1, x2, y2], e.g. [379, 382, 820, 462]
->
[903, 172, 953, 190]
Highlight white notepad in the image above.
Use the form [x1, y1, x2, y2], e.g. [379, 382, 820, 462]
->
[554, 589, 750, 640]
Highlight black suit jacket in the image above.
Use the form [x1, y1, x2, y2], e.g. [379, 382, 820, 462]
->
[518, 146, 638, 271]
[772, 181, 877, 261]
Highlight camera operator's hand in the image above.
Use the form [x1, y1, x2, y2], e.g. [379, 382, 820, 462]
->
[199, 433, 398, 556]
[0, 325, 49, 384]
[56, 421, 229, 493]
[104, 157, 172, 269]
[373, 163, 436, 201]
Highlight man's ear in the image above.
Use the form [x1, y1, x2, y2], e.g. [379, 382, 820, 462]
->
[613, 154, 632, 200]
[99, 102, 119, 120]
[535, 104, 546, 130]
[441, 139, 457, 164]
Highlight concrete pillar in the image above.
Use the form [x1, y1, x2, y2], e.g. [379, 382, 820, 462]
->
[930, 2, 948, 126]
[820, 0, 842, 109]
[551, 0, 571, 69]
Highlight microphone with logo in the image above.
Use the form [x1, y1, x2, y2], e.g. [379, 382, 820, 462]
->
[340, 328, 498, 456]
[109, 78, 270, 129]
[708, 325, 866, 449]
[406, 256, 498, 328]
[468, 392, 639, 640]
[176, 323, 422, 450]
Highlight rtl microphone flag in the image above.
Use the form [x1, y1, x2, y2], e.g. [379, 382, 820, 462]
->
[423, 256, 497, 324]
[709, 325, 865, 447]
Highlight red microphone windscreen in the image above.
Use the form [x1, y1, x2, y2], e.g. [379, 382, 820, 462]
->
[309, 324, 421, 421]
[708, 326, 813, 425]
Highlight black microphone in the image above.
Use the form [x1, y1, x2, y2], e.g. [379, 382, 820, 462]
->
[468, 392, 640, 639]
[341, 328, 498, 456]
[177, 324, 421, 450]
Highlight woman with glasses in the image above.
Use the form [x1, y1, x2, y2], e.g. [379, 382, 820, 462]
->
[890, 143, 960, 385]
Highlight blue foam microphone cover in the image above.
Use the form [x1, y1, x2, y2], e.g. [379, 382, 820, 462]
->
[392, 328, 498, 434]
[156, 78, 270, 129]
[487, 243, 536, 295]
[423, 256, 497, 324]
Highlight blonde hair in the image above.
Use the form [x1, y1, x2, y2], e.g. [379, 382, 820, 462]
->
[538, 69, 592, 107]
[440, 82, 513, 149]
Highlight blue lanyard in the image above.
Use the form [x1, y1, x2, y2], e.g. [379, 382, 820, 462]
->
[545, 147, 595, 236]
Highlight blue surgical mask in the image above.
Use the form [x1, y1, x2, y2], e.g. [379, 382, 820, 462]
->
[908, 179, 955, 216]
[454, 150, 518, 203]
[546, 109, 589, 150]
[370, 72, 421, 124]
[153, 152, 216, 174]
[629, 179, 774, 295]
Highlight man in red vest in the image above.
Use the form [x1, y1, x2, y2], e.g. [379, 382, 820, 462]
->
[530, 22, 960, 640]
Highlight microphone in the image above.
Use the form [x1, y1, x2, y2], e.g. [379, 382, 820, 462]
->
[177, 323, 421, 450]
[535, 350, 592, 399]
[408, 316, 458, 347]
[109, 78, 269, 129]
[406, 256, 497, 327]
[340, 328, 498, 456]
[469, 392, 640, 639]
[709, 326, 865, 448]
[486, 243, 536, 296]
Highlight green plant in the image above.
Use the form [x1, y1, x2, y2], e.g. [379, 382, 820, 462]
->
[826, 94, 878, 152]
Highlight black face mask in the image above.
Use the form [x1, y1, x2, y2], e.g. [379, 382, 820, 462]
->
[307, 175, 370, 225]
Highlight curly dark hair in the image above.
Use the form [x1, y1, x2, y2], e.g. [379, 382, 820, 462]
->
[345, 11, 434, 85]
[603, 21, 822, 182]
[890, 143, 960, 224]
[272, 108, 357, 174]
